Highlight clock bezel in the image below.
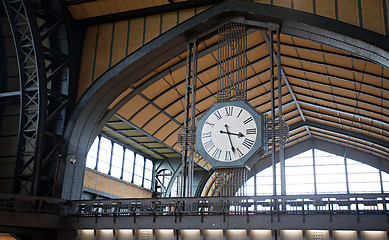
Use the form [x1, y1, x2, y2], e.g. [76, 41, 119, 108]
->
[196, 100, 266, 168]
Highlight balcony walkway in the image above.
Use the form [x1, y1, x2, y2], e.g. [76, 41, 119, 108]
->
[0, 193, 388, 231]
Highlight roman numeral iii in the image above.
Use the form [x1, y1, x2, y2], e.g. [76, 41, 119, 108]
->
[246, 128, 256, 135]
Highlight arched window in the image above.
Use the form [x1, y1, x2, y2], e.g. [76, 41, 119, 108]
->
[240, 149, 388, 196]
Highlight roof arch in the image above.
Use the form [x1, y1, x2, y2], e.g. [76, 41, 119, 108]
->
[61, 0, 389, 199]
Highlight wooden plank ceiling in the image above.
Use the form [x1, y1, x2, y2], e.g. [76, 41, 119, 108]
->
[65, 1, 389, 169]
[103, 28, 389, 169]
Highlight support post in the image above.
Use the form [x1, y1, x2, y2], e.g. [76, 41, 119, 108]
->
[269, 30, 277, 197]
[180, 41, 197, 197]
[276, 28, 286, 196]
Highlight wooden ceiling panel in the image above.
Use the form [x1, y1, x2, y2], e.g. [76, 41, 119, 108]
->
[326, 65, 355, 81]
[131, 104, 161, 127]
[295, 47, 324, 63]
[300, 61, 327, 75]
[279, 34, 293, 45]
[143, 112, 171, 135]
[357, 98, 382, 113]
[197, 66, 217, 85]
[331, 86, 356, 100]
[164, 101, 184, 119]
[281, 56, 302, 69]
[248, 44, 269, 62]
[322, 52, 352, 69]
[196, 85, 213, 103]
[142, 79, 171, 100]
[290, 36, 321, 50]
[384, 67, 389, 79]
[154, 121, 180, 143]
[364, 61, 385, 76]
[287, 76, 310, 89]
[117, 95, 148, 120]
[249, 58, 270, 76]
[281, 45, 299, 58]
[283, 67, 308, 79]
[320, 44, 352, 56]
[154, 86, 185, 109]
[304, 71, 331, 85]
[360, 79, 383, 96]
[163, 128, 181, 148]
[197, 54, 217, 73]
[288, 130, 309, 143]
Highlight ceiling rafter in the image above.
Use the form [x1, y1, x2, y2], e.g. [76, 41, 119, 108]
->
[289, 120, 389, 150]
[299, 99, 389, 129]
[292, 85, 389, 120]
[312, 132, 387, 160]
[281, 53, 387, 82]
[286, 74, 387, 106]
[280, 41, 368, 63]
[282, 65, 386, 95]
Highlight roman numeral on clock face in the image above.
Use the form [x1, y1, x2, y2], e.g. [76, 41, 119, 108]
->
[213, 110, 222, 120]
[246, 128, 256, 135]
[212, 148, 222, 159]
[205, 121, 215, 127]
[204, 140, 215, 152]
[243, 116, 253, 125]
[202, 131, 212, 138]
[225, 151, 232, 161]
[225, 107, 233, 116]
[242, 138, 254, 149]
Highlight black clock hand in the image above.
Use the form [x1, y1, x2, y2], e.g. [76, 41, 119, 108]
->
[219, 130, 244, 138]
[224, 124, 235, 153]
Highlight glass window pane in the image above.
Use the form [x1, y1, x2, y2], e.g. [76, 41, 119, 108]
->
[86, 137, 99, 169]
[111, 143, 124, 178]
[134, 154, 144, 186]
[123, 149, 135, 182]
[97, 137, 111, 174]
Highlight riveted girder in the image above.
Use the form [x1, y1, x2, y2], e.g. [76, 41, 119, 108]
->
[2, 0, 70, 196]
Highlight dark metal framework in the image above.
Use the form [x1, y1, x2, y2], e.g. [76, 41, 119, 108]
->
[217, 20, 247, 102]
[3, 0, 69, 196]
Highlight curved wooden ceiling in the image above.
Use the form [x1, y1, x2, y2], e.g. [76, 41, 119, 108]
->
[2, 0, 386, 171]
[102, 26, 389, 170]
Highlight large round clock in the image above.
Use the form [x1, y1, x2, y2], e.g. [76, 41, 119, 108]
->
[196, 101, 266, 168]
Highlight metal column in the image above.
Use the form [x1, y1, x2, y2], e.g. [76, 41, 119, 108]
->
[178, 41, 198, 197]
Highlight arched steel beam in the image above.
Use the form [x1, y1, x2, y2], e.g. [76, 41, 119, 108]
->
[3, 0, 71, 196]
[290, 120, 389, 150]
[60, 0, 389, 199]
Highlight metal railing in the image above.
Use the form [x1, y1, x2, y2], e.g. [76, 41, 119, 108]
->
[63, 193, 389, 219]
[0, 193, 387, 219]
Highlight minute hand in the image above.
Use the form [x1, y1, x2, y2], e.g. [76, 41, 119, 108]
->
[219, 130, 244, 138]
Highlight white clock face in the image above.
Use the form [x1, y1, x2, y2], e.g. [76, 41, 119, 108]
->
[200, 105, 258, 162]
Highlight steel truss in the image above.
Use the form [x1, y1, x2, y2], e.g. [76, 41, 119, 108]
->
[3, 0, 69, 196]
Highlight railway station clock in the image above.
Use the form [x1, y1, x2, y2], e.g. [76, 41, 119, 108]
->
[196, 100, 266, 168]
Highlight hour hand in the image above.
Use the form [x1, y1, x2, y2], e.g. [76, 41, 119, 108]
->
[219, 130, 244, 138]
